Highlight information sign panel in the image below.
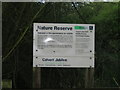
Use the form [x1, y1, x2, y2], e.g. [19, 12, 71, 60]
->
[33, 23, 95, 67]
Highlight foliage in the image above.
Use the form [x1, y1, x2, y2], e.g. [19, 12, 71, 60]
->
[2, 2, 120, 88]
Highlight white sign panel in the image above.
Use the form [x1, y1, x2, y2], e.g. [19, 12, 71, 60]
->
[33, 23, 95, 67]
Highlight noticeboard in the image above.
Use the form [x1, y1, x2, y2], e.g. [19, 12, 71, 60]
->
[33, 23, 95, 67]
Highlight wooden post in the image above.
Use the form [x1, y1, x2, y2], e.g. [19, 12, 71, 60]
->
[33, 67, 41, 88]
[85, 67, 94, 88]
[85, 68, 89, 88]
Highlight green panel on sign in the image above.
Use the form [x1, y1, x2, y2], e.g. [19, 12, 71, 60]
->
[74, 26, 85, 30]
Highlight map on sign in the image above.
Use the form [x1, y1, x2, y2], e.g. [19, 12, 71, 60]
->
[33, 23, 95, 67]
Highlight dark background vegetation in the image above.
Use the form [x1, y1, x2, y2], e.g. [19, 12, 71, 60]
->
[2, 2, 120, 88]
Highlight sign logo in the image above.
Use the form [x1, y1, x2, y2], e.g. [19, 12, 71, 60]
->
[89, 26, 93, 30]
[74, 26, 86, 30]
